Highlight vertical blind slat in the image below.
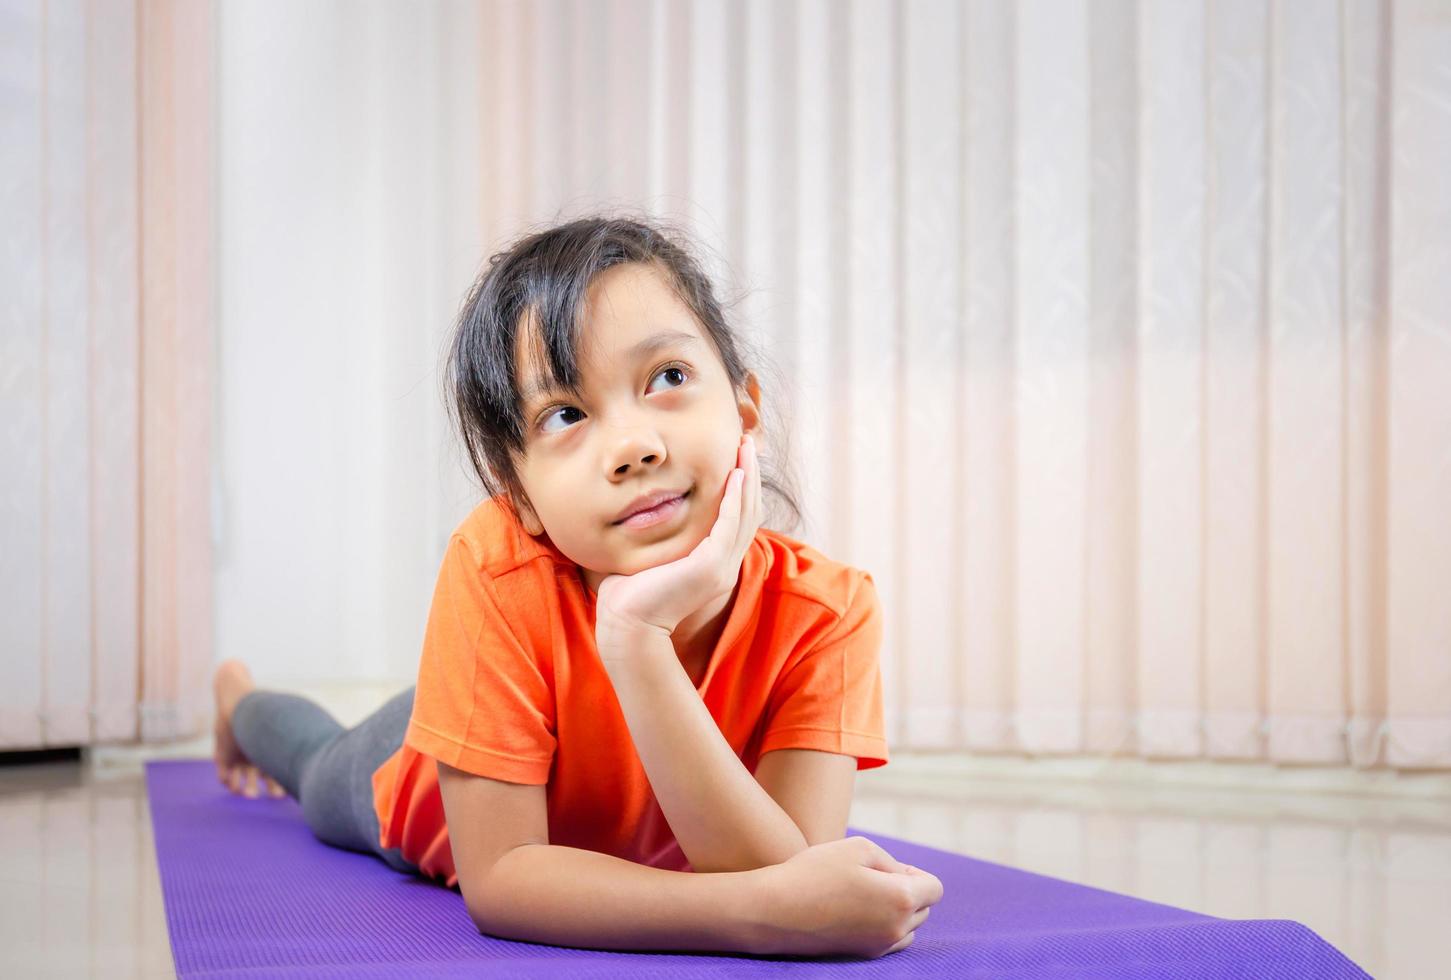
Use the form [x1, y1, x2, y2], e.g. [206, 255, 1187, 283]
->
[901, 0, 964, 748]
[1204, 0, 1271, 760]
[1136, 0, 1208, 759]
[1014, 0, 1092, 754]
[1266, 0, 1348, 763]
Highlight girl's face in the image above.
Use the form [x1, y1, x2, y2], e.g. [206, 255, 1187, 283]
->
[510, 261, 761, 594]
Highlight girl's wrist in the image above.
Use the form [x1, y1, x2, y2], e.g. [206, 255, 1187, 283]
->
[595, 605, 675, 647]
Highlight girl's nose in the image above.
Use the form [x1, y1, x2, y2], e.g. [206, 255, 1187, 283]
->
[598, 402, 668, 475]
[612, 449, 662, 476]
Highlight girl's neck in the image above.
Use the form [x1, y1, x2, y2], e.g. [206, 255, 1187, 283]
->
[673, 578, 739, 680]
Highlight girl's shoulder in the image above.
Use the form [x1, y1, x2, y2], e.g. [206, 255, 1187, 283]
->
[754, 526, 878, 627]
[449, 494, 568, 582]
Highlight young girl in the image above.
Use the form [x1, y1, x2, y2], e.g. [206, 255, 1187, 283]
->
[211, 215, 943, 959]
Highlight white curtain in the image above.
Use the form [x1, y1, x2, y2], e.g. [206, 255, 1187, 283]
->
[1, 0, 215, 747]
[469, 0, 1449, 769]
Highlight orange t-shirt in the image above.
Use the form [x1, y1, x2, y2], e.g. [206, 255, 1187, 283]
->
[370, 494, 889, 890]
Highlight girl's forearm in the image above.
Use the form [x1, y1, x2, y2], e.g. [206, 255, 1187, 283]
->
[600, 629, 809, 873]
[470, 842, 768, 953]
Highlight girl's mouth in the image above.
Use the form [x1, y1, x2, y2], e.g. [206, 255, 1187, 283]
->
[614, 490, 690, 530]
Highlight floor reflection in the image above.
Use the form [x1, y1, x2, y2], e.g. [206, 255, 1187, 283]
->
[851, 763, 1451, 979]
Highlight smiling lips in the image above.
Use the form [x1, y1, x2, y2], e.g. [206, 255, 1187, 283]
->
[613, 490, 690, 529]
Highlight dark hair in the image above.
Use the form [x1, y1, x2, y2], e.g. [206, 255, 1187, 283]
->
[442, 212, 803, 536]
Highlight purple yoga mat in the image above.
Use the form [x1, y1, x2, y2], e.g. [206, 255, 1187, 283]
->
[146, 759, 1369, 978]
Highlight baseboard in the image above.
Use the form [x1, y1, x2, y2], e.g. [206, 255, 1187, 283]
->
[864, 750, 1451, 801]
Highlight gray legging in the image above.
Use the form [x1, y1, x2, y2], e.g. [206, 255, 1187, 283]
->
[229, 685, 419, 875]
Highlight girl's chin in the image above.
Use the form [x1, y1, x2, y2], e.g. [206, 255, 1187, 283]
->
[574, 516, 706, 580]
[618, 529, 701, 567]
[578, 546, 684, 587]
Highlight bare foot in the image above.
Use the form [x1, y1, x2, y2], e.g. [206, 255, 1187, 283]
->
[213, 659, 286, 799]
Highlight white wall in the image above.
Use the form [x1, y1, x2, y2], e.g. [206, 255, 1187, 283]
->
[215, 0, 483, 685]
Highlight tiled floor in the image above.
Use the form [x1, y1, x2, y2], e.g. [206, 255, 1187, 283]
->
[2, 690, 1447, 978]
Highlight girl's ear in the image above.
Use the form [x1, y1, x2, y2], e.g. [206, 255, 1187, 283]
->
[737, 371, 763, 436]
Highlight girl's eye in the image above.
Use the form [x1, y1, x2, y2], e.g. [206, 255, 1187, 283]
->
[646, 363, 690, 393]
[536, 364, 690, 435]
[538, 405, 584, 434]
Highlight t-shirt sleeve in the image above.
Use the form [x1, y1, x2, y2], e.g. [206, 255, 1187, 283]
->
[404, 533, 556, 784]
[757, 572, 889, 770]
